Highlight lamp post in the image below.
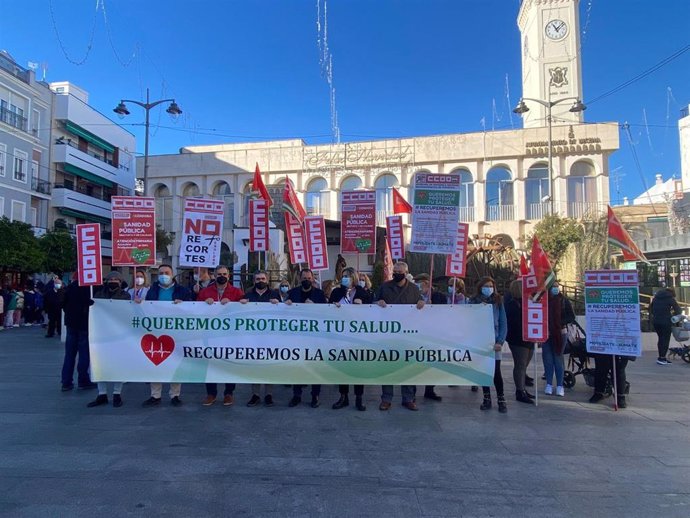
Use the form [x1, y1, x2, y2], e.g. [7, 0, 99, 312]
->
[113, 88, 182, 196]
[513, 94, 586, 216]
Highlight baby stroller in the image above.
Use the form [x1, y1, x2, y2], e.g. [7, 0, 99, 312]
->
[669, 315, 690, 363]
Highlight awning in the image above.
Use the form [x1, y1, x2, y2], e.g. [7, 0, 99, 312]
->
[63, 163, 114, 189]
[64, 121, 116, 153]
[58, 208, 111, 225]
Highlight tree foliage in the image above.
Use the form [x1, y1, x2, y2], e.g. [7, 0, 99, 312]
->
[40, 229, 77, 274]
[528, 215, 584, 268]
[0, 217, 43, 273]
[156, 225, 174, 254]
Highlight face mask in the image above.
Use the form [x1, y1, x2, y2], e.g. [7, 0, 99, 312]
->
[280, 286, 289, 293]
[216, 276, 228, 285]
[341, 277, 351, 288]
[255, 281, 267, 290]
[54, 283, 62, 290]
[158, 275, 171, 286]
[358, 280, 366, 288]
[107, 282, 120, 291]
[448, 286, 455, 295]
[392, 273, 406, 282]
[193, 274, 199, 282]
[135, 277, 145, 286]
[301, 280, 312, 290]
[481, 286, 494, 298]
[551, 286, 560, 296]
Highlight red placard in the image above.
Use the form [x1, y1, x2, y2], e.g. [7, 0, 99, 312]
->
[76, 223, 102, 286]
[179, 198, 224, 267]
[522, 274, 548, 342]
[285, 212, 308, 264]
[304, 215, 329, 271]
[445, 222, 469, 277]
[249, 199, 269, 252]
[111, 196, 156, 266]
[386, 215, 405, 260]
[340, 190, 376, 254]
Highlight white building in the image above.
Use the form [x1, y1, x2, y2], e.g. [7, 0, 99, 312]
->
[141, 0, 620, 277]
[49, 81, 136, 262]
[680, 105, 690, 192]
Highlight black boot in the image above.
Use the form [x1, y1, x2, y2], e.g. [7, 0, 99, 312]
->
[617, 396, 627, 409]
[355, 396, 366, 411]
[480, 394, 492, 410]
[497, 396, 508, 413]
[87, 394, 108, 407]
[332, 394, 349, 410]
[525, 375, 534, 387]
[516, 390, 535, 405]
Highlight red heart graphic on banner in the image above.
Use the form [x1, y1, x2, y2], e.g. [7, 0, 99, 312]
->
[140, 334, 175, 366]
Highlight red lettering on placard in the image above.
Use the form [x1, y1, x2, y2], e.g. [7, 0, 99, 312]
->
[304, 216, 329, 271]
[76, 223, 102, 287]
[386, 215, 405, 260]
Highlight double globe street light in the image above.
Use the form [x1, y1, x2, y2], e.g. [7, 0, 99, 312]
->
[114, 88, 182, 196]
[513, 95, 586, 215]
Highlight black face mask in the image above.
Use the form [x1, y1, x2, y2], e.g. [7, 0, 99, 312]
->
[216, 276, 228, 285]
[255, 281, 267, 290]
[301, 280, 312, 290]
[107, 282, 120, 291]
[392, 273, 406, 282]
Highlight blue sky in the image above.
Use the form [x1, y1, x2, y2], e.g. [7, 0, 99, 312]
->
[1, 0, 689, 203]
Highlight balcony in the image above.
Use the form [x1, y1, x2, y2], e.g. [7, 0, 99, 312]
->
[53, 142, 118, 187]
[526, 202, 552, 220]
[31, 177, 52, 195]
[567, 201, 603, 219]
[458, 206, 475, 223]
[0, 106, 28, 132]
[52, 186, 112, 221]
[486, 204, 515, 221]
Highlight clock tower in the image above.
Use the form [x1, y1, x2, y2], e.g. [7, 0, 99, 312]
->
[517, 0, 584, 128]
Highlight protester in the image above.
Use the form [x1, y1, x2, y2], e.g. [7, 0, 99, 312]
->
[141, 264, 193, 407]
[191, 267, 214, 297]
[329, 267, 372, 411]
[505, 280, 535, 404]
[197, 265, 243, 407]
[447, 277, 467, 305]
[286, 269, 327, 408]
[589, 354, 631, 408]
[376, 261, 425, 411]
[649, 287, 682, 365]
[3, 285, 17, 329]
[414, 273, 446, 402]
[542, 281, 575, 397]
[34, 282, 45, 326]
[357, 273, 374, 300]
[87, 272, 131, 407]
[469, 276, 507, 413]
[0, 289, 4, 330]
[278, 280, 291, 302]
[240, 270, 280, 407]
[13, 288, 24, 326]
[127, 270, 150, 302]
[23, 283, 36, 326]
[44, 275, 65, 338]
[61, 277, 96, 392]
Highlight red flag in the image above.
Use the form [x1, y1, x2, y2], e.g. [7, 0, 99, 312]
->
[530, 235, 555, 301]
[252, 163, 273, 207]
[519, 254, 531, 277]
[383, 239, 393, 281]
[607, 205, 649, 263]
[392, 188, 413, 214]
[283, 176, 306, 224]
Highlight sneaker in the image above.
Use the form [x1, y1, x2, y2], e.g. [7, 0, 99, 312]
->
[202, 395, 216, 406]
[544, 384, 553, 395]
[142, 397, 161, 407]
[264, 394, 274, 407]
[556, 386, 565, 397]
[656, 358, 671, 365]
[246, 394, 261, 407]
[223, 394, 234, 406]
[87, 394, 108, 407]
[171, 396, 182, 407]
[113, 394, 123, 408]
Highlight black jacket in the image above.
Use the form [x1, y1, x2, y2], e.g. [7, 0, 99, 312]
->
[63, 283, 93, 331]
[650, 289, 682, 327]
[329, 285, 373, 304]
[287, 286, 327, 304]
[243, 288, 280, 302]
[505, 297, 533, 350]
[145, 282, 193, 302]
[93, 285, 132, 301]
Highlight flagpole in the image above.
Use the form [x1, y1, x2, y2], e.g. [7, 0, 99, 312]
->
[428, 254, 434, 301]
[534, 342, 539, 407]
[611, 354, 618, 411]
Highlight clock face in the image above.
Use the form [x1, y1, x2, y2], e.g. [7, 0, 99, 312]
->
[545, 19, 568, 40]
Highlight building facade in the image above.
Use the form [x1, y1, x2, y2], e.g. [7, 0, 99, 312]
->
[0, 51, 52, 234]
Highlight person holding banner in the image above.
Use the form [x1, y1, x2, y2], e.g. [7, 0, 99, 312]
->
[447, 277, 467, 305]
[241, 270, 280, 407]
[542, 282, 576, 397]
[469, 277, 508, 413]
[329, 267, 372, 411]
[278, 280, 291, 302]
[505, 280, 535, 405]
[376, 261, 425, 411]
[61, 277, 96, 392]
[357, 273, 374, 300]
[191, 267, 215, 296]
[198, 265, 244, 407]
[286, 269, 327, 408]
[87, 272, 131, 408]
[141, 265, 193, 407]
[414, 273, 447, 402]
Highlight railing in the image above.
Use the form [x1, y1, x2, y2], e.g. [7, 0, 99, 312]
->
[0, 106, 28, 132]
[31, 177, 51, 195]
[14, 171, 26, 182]
[485, 204, 515, 221]
[53, 183, 112, 202]
[567, 201, 602, 219]
[458, 206, 475, 223]
[526, 202, 552, 220]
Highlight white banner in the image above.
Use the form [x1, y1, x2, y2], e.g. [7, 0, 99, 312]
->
[410, 173, 461, 254]
[179, 198, 224, 268]
[89, 300, 496, 385]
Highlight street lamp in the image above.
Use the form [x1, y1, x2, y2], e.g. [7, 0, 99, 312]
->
[513, 95, 586, 215]
[113, 88, 182, 196]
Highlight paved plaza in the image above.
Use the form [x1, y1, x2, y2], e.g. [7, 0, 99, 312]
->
[1, 326, 689, 517]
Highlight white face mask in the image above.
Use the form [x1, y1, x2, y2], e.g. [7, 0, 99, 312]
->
[358, 280, 366, 288]
[135, 277, 145, 286]
[193, 274, 199, 282]
[54, 283, 62, 290]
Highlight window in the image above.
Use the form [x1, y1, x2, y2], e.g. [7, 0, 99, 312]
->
[0, 143, 5, 177]
[485, 167, 514, 221]
[32, 109, 40, 137]
[306, 177, 329, 216]
[154, 185, 174, 232]
[0, 196, 4, 217]
[11, 200, 26, 223]
[525, 163, 550, 219]
[13, 149, 28, 183]
[374, 173, 399, 214]
[567, 161, 597, 218]
[340, 176, 363, 191]
[212, 181, 233, 229]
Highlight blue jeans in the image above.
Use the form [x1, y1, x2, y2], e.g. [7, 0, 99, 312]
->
[61, 328, 91, 387]
[381, 385, 416, 403]
[542, 339, 564, 387]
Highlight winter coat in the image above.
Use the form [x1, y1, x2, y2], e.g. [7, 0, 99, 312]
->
[650, 289, 682, 327]
[505, 297, 533, 350]
[329, 285, 373, 305]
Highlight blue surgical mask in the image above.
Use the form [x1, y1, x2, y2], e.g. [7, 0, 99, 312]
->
[158, 275, 172, 286]
[481, 286, 494, 298]
[448, 286, 455, 295]
[358, 280, 366, 288]
[550, 286, 560, 295]
[280, 286, 289, 293]
[341, 277, 351, 288]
